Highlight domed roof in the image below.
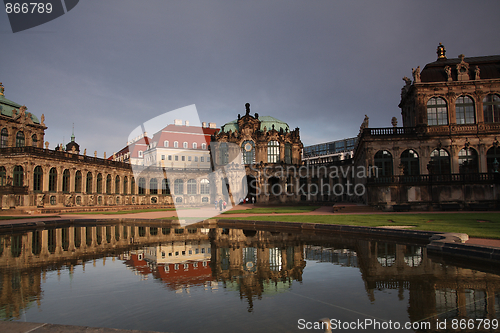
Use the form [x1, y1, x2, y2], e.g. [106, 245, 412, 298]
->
[0, 83, 40, 124]
[221, 115, 290, 133]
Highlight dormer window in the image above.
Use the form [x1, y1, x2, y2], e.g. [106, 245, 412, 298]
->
[183, 142, 188, 148]
[138, 150, 143, 158]
[164, 140, 169, 147]
[193, 142, 197, 149]
[174, 141, 178, 148]
[202, 143, 206, 150]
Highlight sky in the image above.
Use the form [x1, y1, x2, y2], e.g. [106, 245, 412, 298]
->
[1, 0, 500, 156]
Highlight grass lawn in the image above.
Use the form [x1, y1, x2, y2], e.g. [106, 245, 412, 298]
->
[219, 213, 500, 239]
[62, 208, 177, 215]
[223, 206, 321, 214]
[0, 215, 60, 220]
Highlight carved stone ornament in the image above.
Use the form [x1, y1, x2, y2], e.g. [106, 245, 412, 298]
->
[412, 66, 420, 83]
[391, 117, 398, 127]
[456, 54, 470, 81]
[474, 66, 480, 80]
[444, 66, 452, 81]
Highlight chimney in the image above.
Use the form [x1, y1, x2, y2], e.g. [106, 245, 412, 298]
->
[174, 119, 182, 126]
[202, 122, 207, 128]
[209, 122, 216, 129]
[185, 120, 189, 126]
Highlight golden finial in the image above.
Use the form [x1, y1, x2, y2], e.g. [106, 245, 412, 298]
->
[437, 43, 446, 60]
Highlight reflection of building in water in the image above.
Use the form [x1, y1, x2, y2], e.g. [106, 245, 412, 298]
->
[0, 268, 42, 320]
[304, 245, 358, 267]
[209, 227, 306, 311]
[0, 222, 213, 318]
[1, 223, 499, 323]
[356, 240, 500, 326]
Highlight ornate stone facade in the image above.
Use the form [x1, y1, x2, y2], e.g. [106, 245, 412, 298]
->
[354, 45, 500, 209]
[211, 103, 304, 204]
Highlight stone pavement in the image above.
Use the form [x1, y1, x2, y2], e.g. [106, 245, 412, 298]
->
[0, 322, 163, 333]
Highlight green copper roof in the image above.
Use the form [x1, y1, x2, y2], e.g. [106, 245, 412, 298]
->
[221, 116, 289, 133]
[0, 91, 40, 124]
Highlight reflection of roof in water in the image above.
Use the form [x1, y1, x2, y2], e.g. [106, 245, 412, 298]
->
[224, 279, 292, 296]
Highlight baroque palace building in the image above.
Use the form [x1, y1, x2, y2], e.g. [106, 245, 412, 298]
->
[211, 103, 305, 204]
[0, 82, 227, 210]
[354, 44, 500, 210]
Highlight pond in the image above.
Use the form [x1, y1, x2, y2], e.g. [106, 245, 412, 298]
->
[0, 221, 499, 332]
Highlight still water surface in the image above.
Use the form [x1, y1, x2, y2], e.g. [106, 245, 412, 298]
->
[1, 221, 499, 332]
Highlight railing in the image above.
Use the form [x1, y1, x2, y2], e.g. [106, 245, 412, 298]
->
[0, 185, 28, 194]
[0, 146, 132, 170]
[367, 173, 500, 185]
[363, 127, 417, 136]
[363, 123, 500, 138]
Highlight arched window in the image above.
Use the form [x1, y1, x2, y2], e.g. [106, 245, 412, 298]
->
[106, 175, 111, 194]
[1, 128, 7, 148]
[164, 140, 169, 147]
[0, 166, 6, 186]
[483, 94, 500, 123]
[33, 166, 43, 192]
[75, 171, 82, 193]
[200, 179, 210, 194]
[486, 147, 500, 173]
[49, 168, 57, 192]
[96, 173, 102, 194]
[427, 97, 448, 125]
[267, 141, 280, 163]
[174, 141, 178, 148]
[285, 143, 292, 164]
[458, 147, 478, 174]
[183, 142, 188, 148]
[15, 131, 25, 147]
[430, 149, 450, 174]
[150, 178, 158, 195]
[123, 176, 128, 194]
[374, 150, 393, 177]
[31, 134, 38, 147]
[187, 179, 197, 194]
[138, 178, 146, 195]
[115, 175, 120, 194]
[138, 150, 143, 158]
[174, 179, 183, 195]
[202, 143, 206, 150]
[13, 166, 23, 186]
[162, 179, 170, 195]
[241, 140, 255, 164]
[456, 96, 475, 124]
[86, 172, 93, 193]
[400, 149, 419, 176]
[63, 169, 70, 193]
[193, 142, 197, 149]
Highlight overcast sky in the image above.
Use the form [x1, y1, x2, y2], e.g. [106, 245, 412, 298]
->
[2, 1, 500, 156]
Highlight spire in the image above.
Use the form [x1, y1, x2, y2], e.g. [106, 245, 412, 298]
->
[71, 123, 75, 142]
